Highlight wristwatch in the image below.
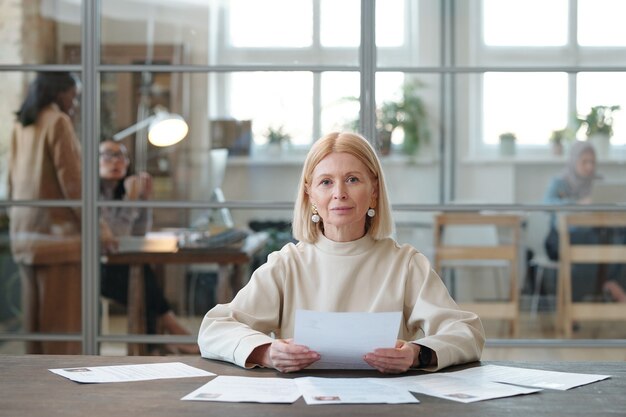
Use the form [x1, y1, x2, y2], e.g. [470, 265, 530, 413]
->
[417, 345, 432, 368]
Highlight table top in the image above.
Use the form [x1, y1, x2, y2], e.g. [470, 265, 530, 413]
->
[1, 355, 624, 417]
[102, 231, 268, 265]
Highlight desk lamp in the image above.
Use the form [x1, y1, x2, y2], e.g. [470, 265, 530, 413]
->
[113, 106, 188, 147]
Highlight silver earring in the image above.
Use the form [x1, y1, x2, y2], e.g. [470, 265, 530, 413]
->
[311, 204, 320, 223]
[367, 208, 376, 218]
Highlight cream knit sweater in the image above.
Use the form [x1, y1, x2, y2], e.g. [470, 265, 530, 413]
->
[198, 233, 485, 371]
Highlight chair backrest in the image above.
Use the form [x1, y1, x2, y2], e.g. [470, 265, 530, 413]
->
[433, 212, 524, 336]
[557, 211, 626, 337]
[434, 213, 522, 264]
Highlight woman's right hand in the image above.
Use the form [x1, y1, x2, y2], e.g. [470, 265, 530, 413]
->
[249, 339, 320, 373]
[124, 172, 153, 200]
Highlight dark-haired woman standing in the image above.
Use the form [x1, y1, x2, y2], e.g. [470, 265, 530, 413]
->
[8, 72, 83, 354]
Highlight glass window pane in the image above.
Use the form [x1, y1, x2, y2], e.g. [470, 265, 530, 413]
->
[100, 0, 357, 66]
[2, 71, 83, 202]
[229, 72, 313, 146]
[482, 0, 568, 46]
[483, 72, 568, 145]
[0, 1, 81, 65]
[320, 0, 360, 47]
[375, 72, 441, 205]
[578, 0, 626, 46]
[377, 0, 441, 67]
[320, 72, 360, 135]
[376, 0, 405, 48]
[229, 0, 312, 48]
[4, 205, 82, 354]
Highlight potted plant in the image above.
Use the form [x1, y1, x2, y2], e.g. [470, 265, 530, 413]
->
[576, 105, 620, 157]
[378, 79, 431, 156]
[549, 127, 574, 156]
[265, 125, 291, 155]
[498, 132, 517, 156]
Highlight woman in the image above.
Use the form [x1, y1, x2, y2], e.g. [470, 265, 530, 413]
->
[543, 141, 626, 302]
[198, 132, 485, 373]
[99, 139, 199, 354]
[8, 72, 82, 354]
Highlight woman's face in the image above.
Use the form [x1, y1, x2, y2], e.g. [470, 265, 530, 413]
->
[58, 86, 79, 117]
[307, 152, 378, 242]
[99, 141, 129, 181]
[576, 150, 596, 178]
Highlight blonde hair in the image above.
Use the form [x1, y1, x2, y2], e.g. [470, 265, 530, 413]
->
[292, 132, 393, 243]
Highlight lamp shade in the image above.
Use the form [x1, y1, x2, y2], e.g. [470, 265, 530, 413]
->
[112, 109, 188, 147]
[148, 111, 189, 147]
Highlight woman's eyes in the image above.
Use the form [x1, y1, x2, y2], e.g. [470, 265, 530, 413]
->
[319, 176, 360, 186]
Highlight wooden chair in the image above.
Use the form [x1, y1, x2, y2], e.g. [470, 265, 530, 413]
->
[434, 212, 523, 337]
[557, 212, 626, 338]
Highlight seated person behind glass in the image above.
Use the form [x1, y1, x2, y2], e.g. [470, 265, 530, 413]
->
[198, 132, 485, 373]
[99, 139, 198, 353]
[543, 140, 626, 302]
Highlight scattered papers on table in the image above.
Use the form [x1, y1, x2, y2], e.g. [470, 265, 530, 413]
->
[49, 362, 214, 384]
[294, 377, 419, 405]
[451, 364, 611, 390]
[181, 376, 301, 403]
[378, 373, 541, 403]
[293, 309, 402, 369]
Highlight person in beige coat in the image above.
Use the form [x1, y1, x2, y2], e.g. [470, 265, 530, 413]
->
[8, 72, 83, 354]
[198, 132, 485, 373]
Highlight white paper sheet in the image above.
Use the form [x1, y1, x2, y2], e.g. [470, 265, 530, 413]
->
[49, 362, 214, 383]
[181, 376, 301, 403]
[378, 373, 541, 403]
[293, 309, 402, 369]
[451, 364, 611, 390]
[295, 377, 419, 405]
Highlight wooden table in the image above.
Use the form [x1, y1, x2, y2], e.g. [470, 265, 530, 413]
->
[101, 232, 268, 355]
[1, 355, 624, 417]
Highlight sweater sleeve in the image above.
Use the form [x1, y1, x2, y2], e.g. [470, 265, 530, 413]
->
[197, 251, 286, 368]
[404, 252, 485, 371]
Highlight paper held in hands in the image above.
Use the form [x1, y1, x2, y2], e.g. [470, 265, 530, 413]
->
[293, 309, 402, 370]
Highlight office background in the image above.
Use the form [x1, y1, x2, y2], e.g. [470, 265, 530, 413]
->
[0, 0, 625, 355]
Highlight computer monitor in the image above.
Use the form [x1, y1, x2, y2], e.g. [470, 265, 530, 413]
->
[591, 181, 626, 204]
[192, 148, 234, 229]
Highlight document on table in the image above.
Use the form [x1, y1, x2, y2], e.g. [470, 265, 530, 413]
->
[49, 362, 214, 384]
[181, 376, 301, 403]
[293, 309, 402, 369]
[451, 364, 611, 390]
[295, 377, 419, 405]
[378, 373, 541, 403]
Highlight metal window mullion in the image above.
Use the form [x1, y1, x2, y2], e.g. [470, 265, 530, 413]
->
[81, 0, 100, 355]
[360, 0, 376, 142]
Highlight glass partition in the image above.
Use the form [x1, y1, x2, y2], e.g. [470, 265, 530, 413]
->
[1, 0, 624, 356]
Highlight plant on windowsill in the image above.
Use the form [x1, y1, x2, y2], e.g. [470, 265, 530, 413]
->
[576, 105, 620, 158]
[498, 132, 517, 156]
[549, 127, 575, 156]
[265, 125, 291, 156]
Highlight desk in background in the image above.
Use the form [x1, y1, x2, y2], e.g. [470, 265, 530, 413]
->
[101, 232, 268, 355]
[1, 355, 624, 417]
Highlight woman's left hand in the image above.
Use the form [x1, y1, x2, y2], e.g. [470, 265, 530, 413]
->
[363, 340, 419, 374]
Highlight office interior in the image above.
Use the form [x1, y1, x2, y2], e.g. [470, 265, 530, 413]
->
[0, 0, 625, 361]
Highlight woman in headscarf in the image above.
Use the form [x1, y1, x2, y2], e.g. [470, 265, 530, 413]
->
[543, 141, 612, 303]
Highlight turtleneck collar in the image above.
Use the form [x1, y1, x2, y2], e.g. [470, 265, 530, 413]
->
[314, 232, 376, 256]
